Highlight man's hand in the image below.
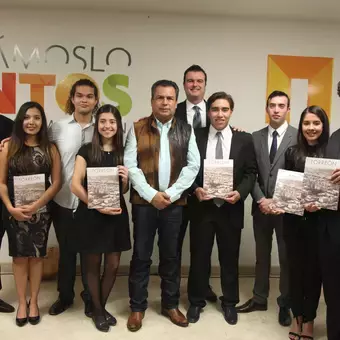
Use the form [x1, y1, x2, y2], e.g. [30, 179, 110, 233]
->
[151, 192, 171, 210]
[0, 137, 11, 152]
[304, 203, 320, 213]
[331, 168, 340, 184]
[232, 126, 245, 132]
[225, 191, 241, 204]
[257, 198, 273, 214]
[195, 187, 211, 202]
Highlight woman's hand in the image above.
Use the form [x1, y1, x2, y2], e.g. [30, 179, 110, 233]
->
[96, 208, 122, 215]
[9, 207, 32, 221]
[118, 165, 128, 184]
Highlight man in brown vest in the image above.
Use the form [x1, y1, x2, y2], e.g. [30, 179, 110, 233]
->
[124, 80, 200, 332]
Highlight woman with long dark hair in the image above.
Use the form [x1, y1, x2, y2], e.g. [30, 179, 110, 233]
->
[273, 106, 329, 340]
[0, 101, 61, 326]
[71, 104, 131, 332]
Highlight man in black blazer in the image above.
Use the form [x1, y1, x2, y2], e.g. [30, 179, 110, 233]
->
[320, 121, 340, 340]
[0, 114, 14, 313]
[175, 64, 216, 302]
[186, 92, 257, 325]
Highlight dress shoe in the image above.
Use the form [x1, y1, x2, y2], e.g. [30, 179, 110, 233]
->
[161, 308, 189, 327]
[206, 286, 217, 303]
[222, 305, 238, 325]
[48, 299, 73, 316]
[80, 291, 92, 318]
[186, 305, 202, 323]
[127, 311, 145, 332]
[92, 314, 110, 332]
[278, 306, 292, 327]
[0, 299, 15, 313]
[28, 301, 40, 325]
[236, 298, 268, 313]
[16, 303, 28, 327]
[105, 310, 117, 326]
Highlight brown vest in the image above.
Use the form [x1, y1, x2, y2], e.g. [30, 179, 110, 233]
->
[130, 115, 192, 205]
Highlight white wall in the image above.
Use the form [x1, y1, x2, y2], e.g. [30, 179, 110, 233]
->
[1, 8, 340, 270]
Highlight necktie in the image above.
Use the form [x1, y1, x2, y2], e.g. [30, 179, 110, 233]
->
[192, 106, 202, 129]
[269, 130, 278, 164]
[214, 131, 224, 207]
[215, 131, 223, 159]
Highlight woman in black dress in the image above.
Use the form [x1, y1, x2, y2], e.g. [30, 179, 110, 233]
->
[273, 106, 329, 340]
[71, 104, 130, 332]
[0, 101, 61, 326]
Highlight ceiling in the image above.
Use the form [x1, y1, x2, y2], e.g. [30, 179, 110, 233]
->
[1, 0, 340, 22]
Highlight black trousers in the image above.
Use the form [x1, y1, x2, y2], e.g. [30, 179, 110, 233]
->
[0, 201, 4, 291]
[51, 201, 90, 304]
[283, 214, 321, 321]
[319, 226, 340, 340]
[129, 204, 183, 312]
[188, 206, 241, 308]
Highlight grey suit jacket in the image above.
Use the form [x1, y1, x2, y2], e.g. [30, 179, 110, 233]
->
[251, 124, 297, 214]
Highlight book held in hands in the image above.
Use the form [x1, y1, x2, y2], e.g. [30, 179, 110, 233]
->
[302, 157, 340, 210]
[273, 169, 304, 216]
[87, 167, 120, 209]
[203, 159, 233, 199]
[13, 173, 47, 213]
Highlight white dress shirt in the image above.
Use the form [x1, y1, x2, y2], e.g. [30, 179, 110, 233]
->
[206, 125, 233, 160]
[48, 114, 95, 209]
[186, 99, 207, 127]
[267, 121, 288, 152]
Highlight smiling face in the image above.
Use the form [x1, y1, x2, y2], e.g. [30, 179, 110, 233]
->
[302, 112, 323, 145]
[183, 71, 206, 103]
[208, 98, 233, 131]
[23, 107, 43, 136]
[98, 112, 117, 140]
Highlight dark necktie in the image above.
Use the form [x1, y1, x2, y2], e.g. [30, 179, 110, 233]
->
[192, 106, 202, 129]
[269, 130, 278, 164]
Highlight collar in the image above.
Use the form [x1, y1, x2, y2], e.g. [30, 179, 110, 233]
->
[186, 99, 205, 112]
[268, 120, 288, 137]
[208, 124, 232, 140]
[68, 113, 95, 125]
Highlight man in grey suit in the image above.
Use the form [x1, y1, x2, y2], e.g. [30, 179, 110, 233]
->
[237, 91, 297, 327]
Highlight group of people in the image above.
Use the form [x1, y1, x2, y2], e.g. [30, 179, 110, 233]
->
[0, 65, 339, 340]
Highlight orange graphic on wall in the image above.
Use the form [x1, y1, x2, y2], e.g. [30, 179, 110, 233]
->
[266, 55, 333, 122]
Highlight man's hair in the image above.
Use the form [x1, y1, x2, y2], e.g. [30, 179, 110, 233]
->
[183, 64, 207, 84]
[337, 81, 340, 97]
[207, 91, 234, 112]
[65, 78, 99, 114]
[266, 90, 290, 108]
[151, 80, 179, 100]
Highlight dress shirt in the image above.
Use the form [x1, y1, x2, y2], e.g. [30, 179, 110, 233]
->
[267, 121, 288, 152]
[206, 125, 233, 160]
[124, 118, 200, 203]
[186, 100, 207, 127]
[48, 114, 94, 209]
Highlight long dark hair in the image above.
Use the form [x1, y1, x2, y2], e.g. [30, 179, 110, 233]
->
[90, 104, 124, 165]
[7, 101, 52, 172]
[296, 105, 329, 160]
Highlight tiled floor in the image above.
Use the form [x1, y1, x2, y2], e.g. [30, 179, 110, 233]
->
[0, 275, 327, 339]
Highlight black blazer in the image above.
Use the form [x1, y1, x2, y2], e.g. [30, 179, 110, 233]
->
[189, 127, 257, 228]
[175, 100, 210, 127]
[0, 115, 14, 141]
[322, 128, 340, 243]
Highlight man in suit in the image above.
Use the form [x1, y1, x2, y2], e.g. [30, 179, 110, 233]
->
[237, 91, 297, 327]
[186, 91, 257, 325]
[0, 114, 15, 313]
[175, 65, 217, 302]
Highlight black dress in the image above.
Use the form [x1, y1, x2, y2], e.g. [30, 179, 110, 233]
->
[3, 146, 52, 258]
[72, 143, 131, 254]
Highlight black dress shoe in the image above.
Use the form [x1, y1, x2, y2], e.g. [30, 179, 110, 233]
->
[222, 305, 238, 325]
[278, 306, 292, 327]
[186, 305, 202, 323]
[105, 310, 117, 326]
[236, 298, 267, 313]
[80, 291, 93, 318]
[92, 314, 110, 332]
[28, 301, 40, 325]
[48, 299, 73, 316]
[16, 304, 28, 327]
[0, 299, 15, 313]
[206, 286, 217, 303]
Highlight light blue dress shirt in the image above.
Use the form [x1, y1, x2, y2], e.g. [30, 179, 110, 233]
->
[124, 117, 200, 203]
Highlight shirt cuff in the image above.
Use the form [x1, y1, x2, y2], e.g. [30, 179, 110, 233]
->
[165, 187, 180, 203]
[143, 187, 158, 203]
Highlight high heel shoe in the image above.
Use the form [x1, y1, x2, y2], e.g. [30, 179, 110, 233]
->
[28, 300, 40, 325]
[288, 316, 302, 340]
[15, 303, 28, 327]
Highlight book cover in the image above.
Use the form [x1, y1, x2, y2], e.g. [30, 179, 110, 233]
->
[203, 159, 233, 199]
[303, 157, 340, 210]
[13, 173, 46, 213]
[273, 169, 304, 216]
[87, 167, 120, 209]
